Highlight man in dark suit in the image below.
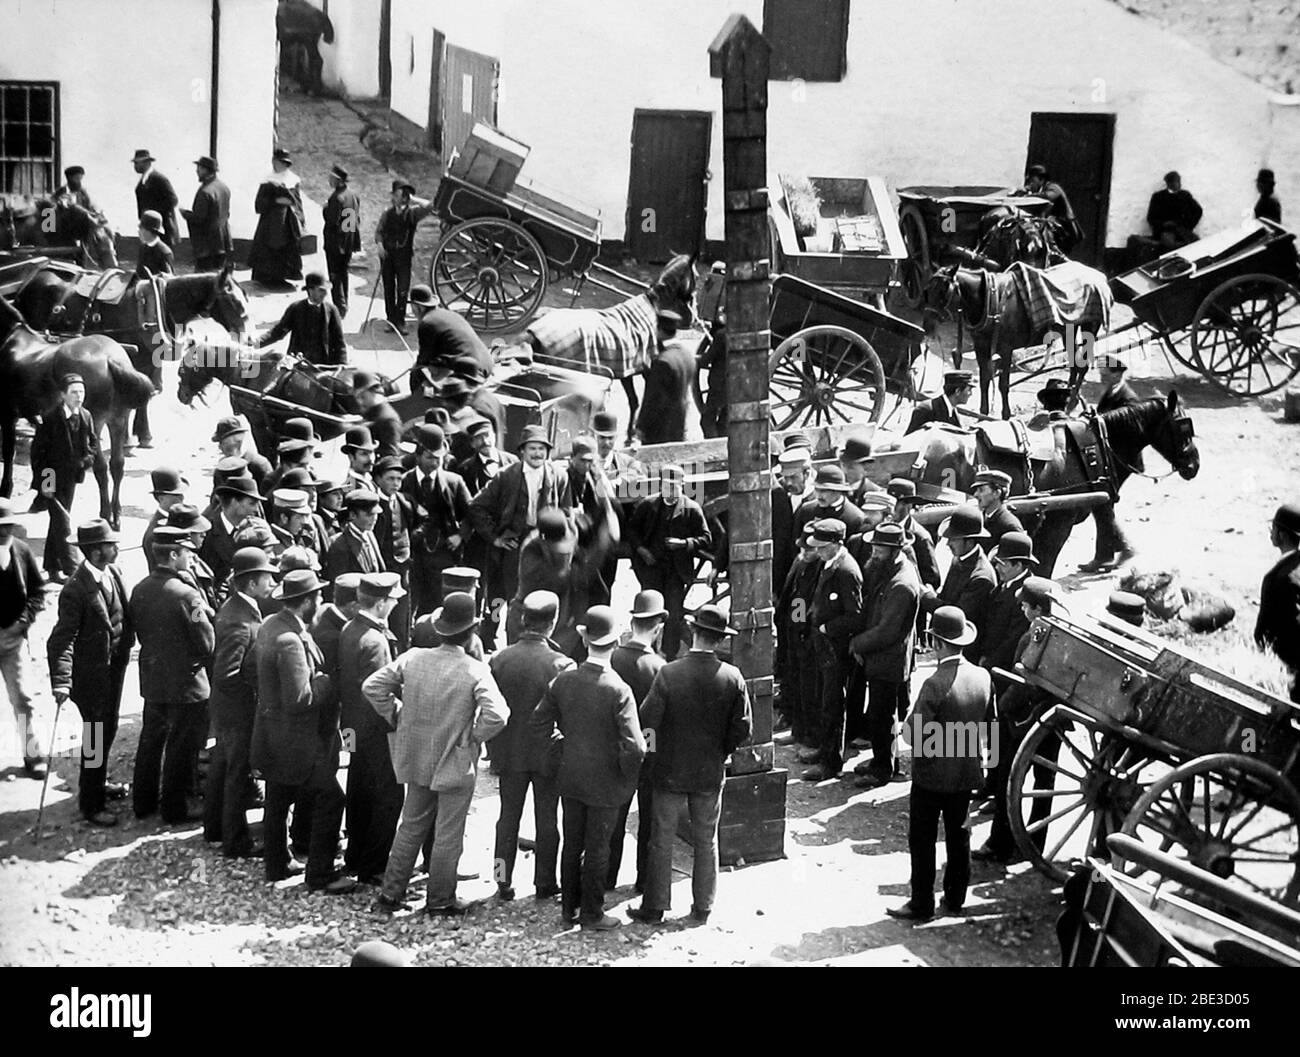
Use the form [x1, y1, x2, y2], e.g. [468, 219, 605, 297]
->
[410, 300, 496, 397]
[354, 371, 403, 457]
[970, 469, 1024, 551]
[201, 475, 263, 593]
[0, 500, 48, 777]
[129, 527, 214, 823]
[531, 606, 646, 931]
[489, 590, 576, 900]
[251, 569, 353, 893]
[772, 446, 814, 598]
[628, 604, 751, 926]
[339, 572, 404, 884]
[212, 417, 272, 495]
[372, 457, 414, 648]
[455, 417, 516, 640]
[839, 431, 886, 508]
[793, 465, 866, 542]
[627, 464, 712, 661]
[322, 164, 361, 315]
[887, 605, 991, 922]
[202, 547, 276, 857]
[923, 506, 997, 660]
[141, 466, 187, 572]
[403, 424, 471, 618]
[325, 490, 386, 584]
[30, 373, 99, 581]
[905, 370, 974, 434]
[132, 148, 179, 247]
[1255, 168, 1282, 225]
[635, 311, 697, 445]
[978, 532, 1038, 676]
[849, 524, 921, 789]
[779, 533, 821, 747]
[134, 210, 175, 279]
[800, 519, 863, 782]
[1082, 353, 1142, 573]
[887, 478, 942, 591]
[1256, 502, 1300, 703]
[180, 156, 232, 272]
[375, 180, 437, 332]
[257, 272, 347, 365]
[608, 590, 667, 893]
[47, 520, 134, 826]
[1146, 171, 1202, 249]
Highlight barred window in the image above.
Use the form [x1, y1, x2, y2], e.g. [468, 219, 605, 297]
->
[0, 82, 59, 196]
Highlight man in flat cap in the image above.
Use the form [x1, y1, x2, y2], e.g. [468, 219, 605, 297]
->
[374, 180, 436, 332]
[970, 469, 1023, 551]
[489, 590, 576, 900]
[402, 424, 472, 618]
[30, 373, 99, 583]
[180, 156, 232, 272]
[323, 164, 362, 315]
[46, 519, 133, 824]
[635, 310, 698, 445]
[258, 272, 347, 366]
[906, 371, 973, 434]
[772, 444, 815, 603]
[132, 148, 180, 247]
[1257, 503, 1300, 703]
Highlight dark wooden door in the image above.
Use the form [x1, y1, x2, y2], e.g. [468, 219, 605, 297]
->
[1026, 113, 1115, 266]
[378, 0, 392, 98]
[442, 44, 499, 158]
[627, 110, 712, 262]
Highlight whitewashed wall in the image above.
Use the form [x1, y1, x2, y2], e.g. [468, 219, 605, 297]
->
[381, 0, 1289, 244]
[312, 0, 382, 99]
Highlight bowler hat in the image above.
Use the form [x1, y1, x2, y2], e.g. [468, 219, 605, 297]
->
[140, 210, 165, 235]
[1272, 502, 1300, 537]
[686, 603, 737, 637]
[278, 467, 318, 491]
[167, 504, 212, 533]
[344, 489, 382, 509]
[282, 418, 319, 444]
[352, 370, 383, 393]
[359, 571, 405, 600]
[993, 531, 1038, 565]
[415, 423, 445, 451]
[407, 284, 437, 308]
[75, 519, 119, 548]
[341, 426, 377, 452]
[1017, 576, 1060, 611]
[132, 149, 155, 163]
[230, 547, 278, 579]
[537, 509, 574, 551]
[812, 518, 846, 544]
[0, 498, 18, 527]
[432, 592, 479, 636]
[813, 465, 851, 492]
[215, 475, 264, 501]
[151, 525, 196, 550]
[373, 455, 404, 477]
[449, 351, 491, 382]
[303, 272, 327, 290]
[592, 411, 619, 437]
[150, 466, 187, 496]
[1107, 590, 1146, 625]
[516, 424, 552, 451]
[522, 590, 560, 624]
[195, 156, 218, 172]
[930, 605, 977, 646]
[332, 572, 363, 605]
[887, 478, 917, 501]
[391, 179, 416, 195]
[631, 589, 667, 619]
[869, 522, 906, 548]
[577, 605, 620, 647]
[938, 506, 988, 540]
[272, 569, 326, 601]
[212, 416, 246, 443]
[839, 433, 874, 464]
[272, 488, 311, 514]
[972, 468, 1012, 492]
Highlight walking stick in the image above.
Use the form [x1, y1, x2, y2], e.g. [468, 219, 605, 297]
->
[35, 694, 66, 843]
[361, 261, 381, 328]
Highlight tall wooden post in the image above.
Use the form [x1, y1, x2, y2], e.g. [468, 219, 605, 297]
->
[709, 16, 786, 864]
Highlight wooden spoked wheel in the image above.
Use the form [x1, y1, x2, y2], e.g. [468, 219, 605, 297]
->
[898, 206, 930, 309]
[768, 325, 886, 430]
[1007, 706, 1162, 883]
[1119, 753, 1300, 906]
[430, 217, 548, 333]
[1190, 273, 1300, 397]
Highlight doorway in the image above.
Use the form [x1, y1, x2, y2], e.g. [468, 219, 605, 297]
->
[626, 110, 712, 262]
[1026, 112, 1115, 266]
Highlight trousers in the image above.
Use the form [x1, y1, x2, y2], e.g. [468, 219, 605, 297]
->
[133, 700, 203, 822]
[645, 786, 723, 914]
[383, 782, 475, 908]
[380, 253, 413, 328]
[813, 635, 850, 772]
[634, 568, 688, 659]
[863, 678, 909, 781]
[0, 631, 43, 763]
[42, 478, 78, 576]
[607, 771, 654, 891]
[908, 784, 972, 913]
[560, 797, 619, 922]
[263, 757, 346, 887]
[203, 716, 255, 855]
[73, 664, 126, 818]
[1091, 501, 1130, 561]
[344, 732, 404, 881]
[494, 769, 560, 890]
[325, 249, 352, 315]
[988, 721, 1060, 857]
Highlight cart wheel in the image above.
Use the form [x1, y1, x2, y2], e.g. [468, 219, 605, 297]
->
[898, 205, 930, 309]
[1190, 273, 1300, 397]
[768, 325, 886, 430]
[1006, 706, 1156, 883]
[430, 217, 548, 333]
[1119, 753, 1300, 906]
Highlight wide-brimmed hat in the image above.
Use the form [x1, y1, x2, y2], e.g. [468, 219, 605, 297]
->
[592, 411, 619, 437]
[215, 475, 264, 501]
[522, 590, 560, 624]
[151, 525, 196, 551]
[577, 605, 620, 647]
[938, 506, 988, 540]
[930, 605, 976, 646]
[150, 466, 188, 496]
[139, 210, 165, 235]
[272, 488, 312, 514]
[230, 546, 278, 579]
[1037, 377, 1072, 407]
[839, 433, 874, 464]
[813, 465, 851, 492]
[75, 519, 119, 548]
[432, 592, 479, 636]
[631, 589, 667, 619]
[194, 155, 218, 172]
[408, 284, 437, 308]
[686, 604, 737, 637]
[869, 522, 906, 549]
[167, 504, 211, 533]
[516, 424, 552, 451]
[359, 571, 405, 600]
[993, 531, 1038, 566]
[272, 569, 326, 601]
[811, 518, 846, 544]
[211, 416, 246, 443]
[341, 425, 377, 453]
[132, 149, 155, 163]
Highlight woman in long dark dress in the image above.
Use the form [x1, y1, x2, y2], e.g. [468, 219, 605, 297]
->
[248, 147, 304, 285]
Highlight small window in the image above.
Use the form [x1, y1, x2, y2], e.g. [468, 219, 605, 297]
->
[763, 0, 850, 82]
[0, 81, 59, 195]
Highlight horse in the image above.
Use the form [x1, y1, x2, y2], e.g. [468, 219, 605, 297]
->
[906, 390, 1200, 575]
[277, 0, 335, 95]
[0, 194, 117, 269]
[0, 293, 154, 528]
[971, 206, 1063, 274]
[176, 340, 392, 459]
[516, 252, 699, 440]
[922, 259, 1113, 420]
[14, 262, 250, 447]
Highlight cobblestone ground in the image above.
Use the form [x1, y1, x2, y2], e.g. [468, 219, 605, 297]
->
[1, 90, 1295, 967]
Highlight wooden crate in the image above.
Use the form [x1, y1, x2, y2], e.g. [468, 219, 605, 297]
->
[447, 122, 529, 195]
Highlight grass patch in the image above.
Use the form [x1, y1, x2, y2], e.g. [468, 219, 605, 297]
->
[780, 174, 823, 238]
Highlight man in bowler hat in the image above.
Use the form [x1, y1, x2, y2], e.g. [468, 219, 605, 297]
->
[132, 148, 180, 247]
[323, 163, 362, 315]
[180, 156, 232, 272]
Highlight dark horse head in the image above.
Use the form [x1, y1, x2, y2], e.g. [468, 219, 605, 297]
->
[920, 264, 963, 335]
[176, 337, 263, 406]
[1101, 390, 1200, 482]
[975, 206, 1062, 271]
[649, 252, 699, 328]
[165, 264, 251, 339]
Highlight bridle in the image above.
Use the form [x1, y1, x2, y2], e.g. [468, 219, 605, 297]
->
[1108, 409, 1196, 482]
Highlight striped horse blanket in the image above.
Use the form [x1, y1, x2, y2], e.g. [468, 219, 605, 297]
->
[1008, 260, 1112, 338]
[526, 293, 658, 379]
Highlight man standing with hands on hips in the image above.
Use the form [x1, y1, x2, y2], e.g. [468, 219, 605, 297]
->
[374, 180, 436, 333]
